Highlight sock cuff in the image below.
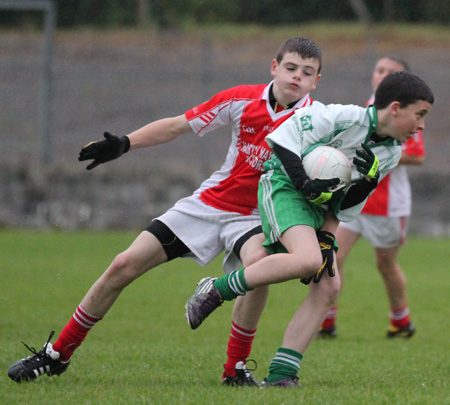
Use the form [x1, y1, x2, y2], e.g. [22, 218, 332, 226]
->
[276, 347, 303, 362]
[231, 321, 256, 336]
[390, 305, 410, 319]
[237, 268, 253, 291]
[74, 305, 102, 329]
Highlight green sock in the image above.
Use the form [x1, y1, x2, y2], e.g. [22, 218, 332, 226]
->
[213, 268, 252, 301]
[266, 347, 303, 383]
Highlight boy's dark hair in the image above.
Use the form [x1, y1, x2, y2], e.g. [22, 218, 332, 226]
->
[276, 37, 322, 74]
[379, 54, 410, 72]
[374, 71, 434, 109]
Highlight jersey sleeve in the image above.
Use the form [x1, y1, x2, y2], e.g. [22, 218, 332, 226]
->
[185, 88, 234, 137]
[185, 84, 266, 137]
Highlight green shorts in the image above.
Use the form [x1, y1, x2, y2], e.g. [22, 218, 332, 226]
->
[259, 165, 325, 255]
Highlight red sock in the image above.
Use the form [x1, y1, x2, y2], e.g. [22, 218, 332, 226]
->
[390, 305, 410, 329]
[53, 305, 102, 362]
[321, 306, 337, 330]
[223, 321, 256, 378]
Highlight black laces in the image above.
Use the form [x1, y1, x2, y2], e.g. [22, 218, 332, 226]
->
[243, 359, 257, 373]
[21, 330, 55, 360]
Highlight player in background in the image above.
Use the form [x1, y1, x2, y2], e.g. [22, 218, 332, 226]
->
[8, 37, 324, 385]
[318, 55, 424, 339]
[185, 71, 434, 387]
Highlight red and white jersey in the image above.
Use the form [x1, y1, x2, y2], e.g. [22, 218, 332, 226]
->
[362, 95, 426, 217]
[185, 83, 313, 215]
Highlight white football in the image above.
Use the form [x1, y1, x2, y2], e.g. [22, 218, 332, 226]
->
[302, 146, 351, 191]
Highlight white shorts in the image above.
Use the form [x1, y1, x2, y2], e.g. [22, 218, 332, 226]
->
[155, 196, 262, 273]
[339, 214, 409, 248]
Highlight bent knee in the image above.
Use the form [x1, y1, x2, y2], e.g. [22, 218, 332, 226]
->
[301, 255, 324, 277]
[324, 276, 341, 303]
[105, 251, 141, 288]
[243, 246, 269, 267]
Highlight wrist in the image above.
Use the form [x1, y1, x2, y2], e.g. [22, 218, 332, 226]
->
[317, 230, 335, 240]
[121, 136, 130, 153]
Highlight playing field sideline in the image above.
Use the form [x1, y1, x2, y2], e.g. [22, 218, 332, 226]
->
[1, 230, 449, 404]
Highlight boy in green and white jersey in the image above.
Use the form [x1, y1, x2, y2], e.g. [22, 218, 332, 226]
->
[186, 71, 434, 387]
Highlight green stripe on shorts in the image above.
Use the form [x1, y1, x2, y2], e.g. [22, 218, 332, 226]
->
[259, 165, 325, 255]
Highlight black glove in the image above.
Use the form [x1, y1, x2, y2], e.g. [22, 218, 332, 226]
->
[78, 132, 130, 170]
[353, 143, 380, 182]
[301, 178, 341, 205]
[301, 230, 336, 285]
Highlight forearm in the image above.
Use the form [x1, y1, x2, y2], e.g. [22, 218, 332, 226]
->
[340, 178, 377, 210]
[127, 114, 192, 150]
[271, 143, 309, 189]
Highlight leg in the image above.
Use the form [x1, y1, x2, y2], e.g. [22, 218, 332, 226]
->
[244, 225, 323, 287]
[318, 226, 360, 336]
[80, 231, 168, 317]
[283, 270, 341, 353]
[375, 246, 414, 337]
[231, 233, 269, 329]
[7, 230, 168, 383]
[223, 233, 269, 385]
[336, 226, 361, 279]
[53, 230, 168, 359]
[222, 228, 322, 385]
[264, 267, 341, 386]
[375, 246, 406, 309]
[186, 225, 322, 330]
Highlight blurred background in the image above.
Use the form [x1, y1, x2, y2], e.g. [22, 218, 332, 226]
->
[1, 0, 449, 234]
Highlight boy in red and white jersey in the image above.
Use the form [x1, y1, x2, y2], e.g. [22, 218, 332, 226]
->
[319, 55, 424, 338]
[8, 37, 323, 385]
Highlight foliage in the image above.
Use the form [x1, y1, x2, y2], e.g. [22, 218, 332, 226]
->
[1, 230, 449, 404]
[1, 0, 450, 28]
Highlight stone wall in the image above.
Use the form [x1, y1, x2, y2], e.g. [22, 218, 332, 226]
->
[2, 164, 450, 237]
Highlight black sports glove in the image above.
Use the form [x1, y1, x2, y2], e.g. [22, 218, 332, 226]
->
[353, 143, 380, 183]
[301, 178, 341, 205]
[78, 132, 130, 170]
[301, 230, 336, 285]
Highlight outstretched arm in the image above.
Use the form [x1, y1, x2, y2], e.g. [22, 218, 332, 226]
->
[127, 114, 192, 150]
[79, 114, 192, 170]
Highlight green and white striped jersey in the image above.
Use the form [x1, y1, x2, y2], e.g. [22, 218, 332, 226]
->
[265, 101, 402, 222]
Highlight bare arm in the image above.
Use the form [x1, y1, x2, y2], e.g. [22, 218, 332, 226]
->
[78, 114, 193, 170]
[127, 114, 193, 150]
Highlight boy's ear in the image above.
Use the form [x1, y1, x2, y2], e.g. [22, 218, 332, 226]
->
[312, 73, 322, 90]
[270, 59, 279, 77]
[389, 101, 401, 116]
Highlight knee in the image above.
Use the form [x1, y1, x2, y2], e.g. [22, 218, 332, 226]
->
[376, 255, 398, 277]
[104, 251, 140, 289]
[317, 276, 341, 305]
[243, 246, 268, 267]
[301, 254, 324, 278]
[328, 277, 341, 303]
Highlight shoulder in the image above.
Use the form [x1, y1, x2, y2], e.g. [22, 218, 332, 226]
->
[297, 101, 364, 116]
[214, 84, 268, 101]
[295, 102, 365, 126]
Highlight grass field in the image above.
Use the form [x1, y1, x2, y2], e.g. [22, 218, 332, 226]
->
[1, 230, 449, 404]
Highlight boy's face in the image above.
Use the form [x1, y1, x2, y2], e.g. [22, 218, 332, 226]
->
[271, 52, 321, 105]
[371, 57, 405, 93]
[385, 99, 431, 143]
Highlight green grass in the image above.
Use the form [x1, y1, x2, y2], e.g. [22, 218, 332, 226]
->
[1, 230, 449, 404]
